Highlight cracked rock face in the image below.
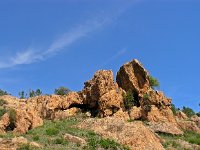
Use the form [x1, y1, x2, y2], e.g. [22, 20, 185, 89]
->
[81, 70, 124, 117]
[77, 117, 164, 150]
[116, 59, 150, 95]
[0, 92, 83, 134]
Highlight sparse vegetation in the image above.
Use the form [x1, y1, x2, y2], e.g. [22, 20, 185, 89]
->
[7, 108, 16, 130]
[45, 128, 59, 136]
[159, 131, 200, 149]
[149, 76, 160, 89]
[171, 104, 178, 115]
[21, 116, 130, 150]
[54, 86, 70, 96]
[123, 90, 135, 110]
[29, 89, 42, 98]
[182, 106, 195, 118]
[0, 89, 9, 96]
[0, 99, 7, 106]
[0, 107, 7, 119]
[19, 91, 26, 99]
[19, 89, 42, 99]
[143, 93, 149, 100]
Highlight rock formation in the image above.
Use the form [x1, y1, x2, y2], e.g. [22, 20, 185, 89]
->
[0, 58, 199, 150]
[77, 117, 164, 150]
[0, 92, 83, 133]
[81, 70, 124, 117]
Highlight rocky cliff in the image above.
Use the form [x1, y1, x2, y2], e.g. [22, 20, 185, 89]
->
[0, 59, 199, 150]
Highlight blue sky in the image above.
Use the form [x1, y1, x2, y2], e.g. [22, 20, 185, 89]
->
[0, 0, 200, 111]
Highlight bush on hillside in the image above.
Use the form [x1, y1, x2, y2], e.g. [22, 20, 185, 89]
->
[0, 99, 7, 106]
[149, 76, 160, 89]
[182, 106, 195, 118]
[0, 108, 7, 119]
[54, 87, 70, 96]
[19, 91, 26, 99]
[0, 89, 9, 96]
[7, 108, 16, 130]
[123, 90, 136, 110]
[171, 104, 178, 115]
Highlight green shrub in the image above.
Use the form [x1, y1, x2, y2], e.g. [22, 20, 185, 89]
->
[143, 93, 149, 100]
[53, 138, 68, 145]
[0, 99, 7, 106]
[123, 90, 135, 110]
[45, 128, 59, 136]
[0, 108, 7, 119]
[171, 104, 177, 115]
[33, 135, 40, 141]
[19, 91, 26, 99]
[54, 86, 70, 96]
[182, 106, 195, 118]
[149, 76, 160, 89]
[184, 131, 200, 145]
[0, 89, 8, 96]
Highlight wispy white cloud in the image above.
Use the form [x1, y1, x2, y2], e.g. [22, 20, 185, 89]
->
[0, 17, 111, 69]
[0, 1, 135, 69]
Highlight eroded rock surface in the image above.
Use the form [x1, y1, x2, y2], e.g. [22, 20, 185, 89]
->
[81, 70, 124, 117]
[116, 59, 150, 95]
[0, 92, 83, 133]
[77, 117, 164, 150]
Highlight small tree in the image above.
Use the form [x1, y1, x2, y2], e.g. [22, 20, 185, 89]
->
[171, 104, 178, 115]
[123, 90, 135, 110]
[182, 106, 195, 118]
[29, 90, 35, 98]
[35, 89, 42, 96]
[149, 76, 160, 89]
[19, 91, 25, 99]
[0, 89, 8, 96]
[54, 87, 70, 96]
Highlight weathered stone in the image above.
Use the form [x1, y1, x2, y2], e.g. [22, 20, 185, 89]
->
[99, 90, 124, 117]
[148, 122, 183, 135]
[116, 59, 150, 95]
[129, 106, 142, 120]
[113, 108, 130, 121]
[191, 115, 200, 128]
[177, 120, 200, 133]
[176, 111, 189, 120]
[11, 136, 28, 145]
[0, 113, 10, 133]
[0, 92, 83, 133]
[54, 108, 81, 120]
[29, 142, 42, 148]
[77, 117, 164, 150]
[145, 105, 176, 123]
[81, 70, 124, 117]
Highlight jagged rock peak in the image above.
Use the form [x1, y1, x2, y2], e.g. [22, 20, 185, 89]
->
[116, 59, 150, 94]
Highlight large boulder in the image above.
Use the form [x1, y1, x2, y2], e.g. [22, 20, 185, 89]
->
[176, 111, 189, 120]
[129, 106, 142, 120]
[0, 92, 83, 133]
[148, 122, 183, 135]
[77, 117, 164, 150]
[116, 60, 176, 123]
[116, 59, 150, 95]
[81, 70, 124, 117]
[177, 120, 200, 133]
[27, 92, 83, 120]
[191, 115, 200, 128]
